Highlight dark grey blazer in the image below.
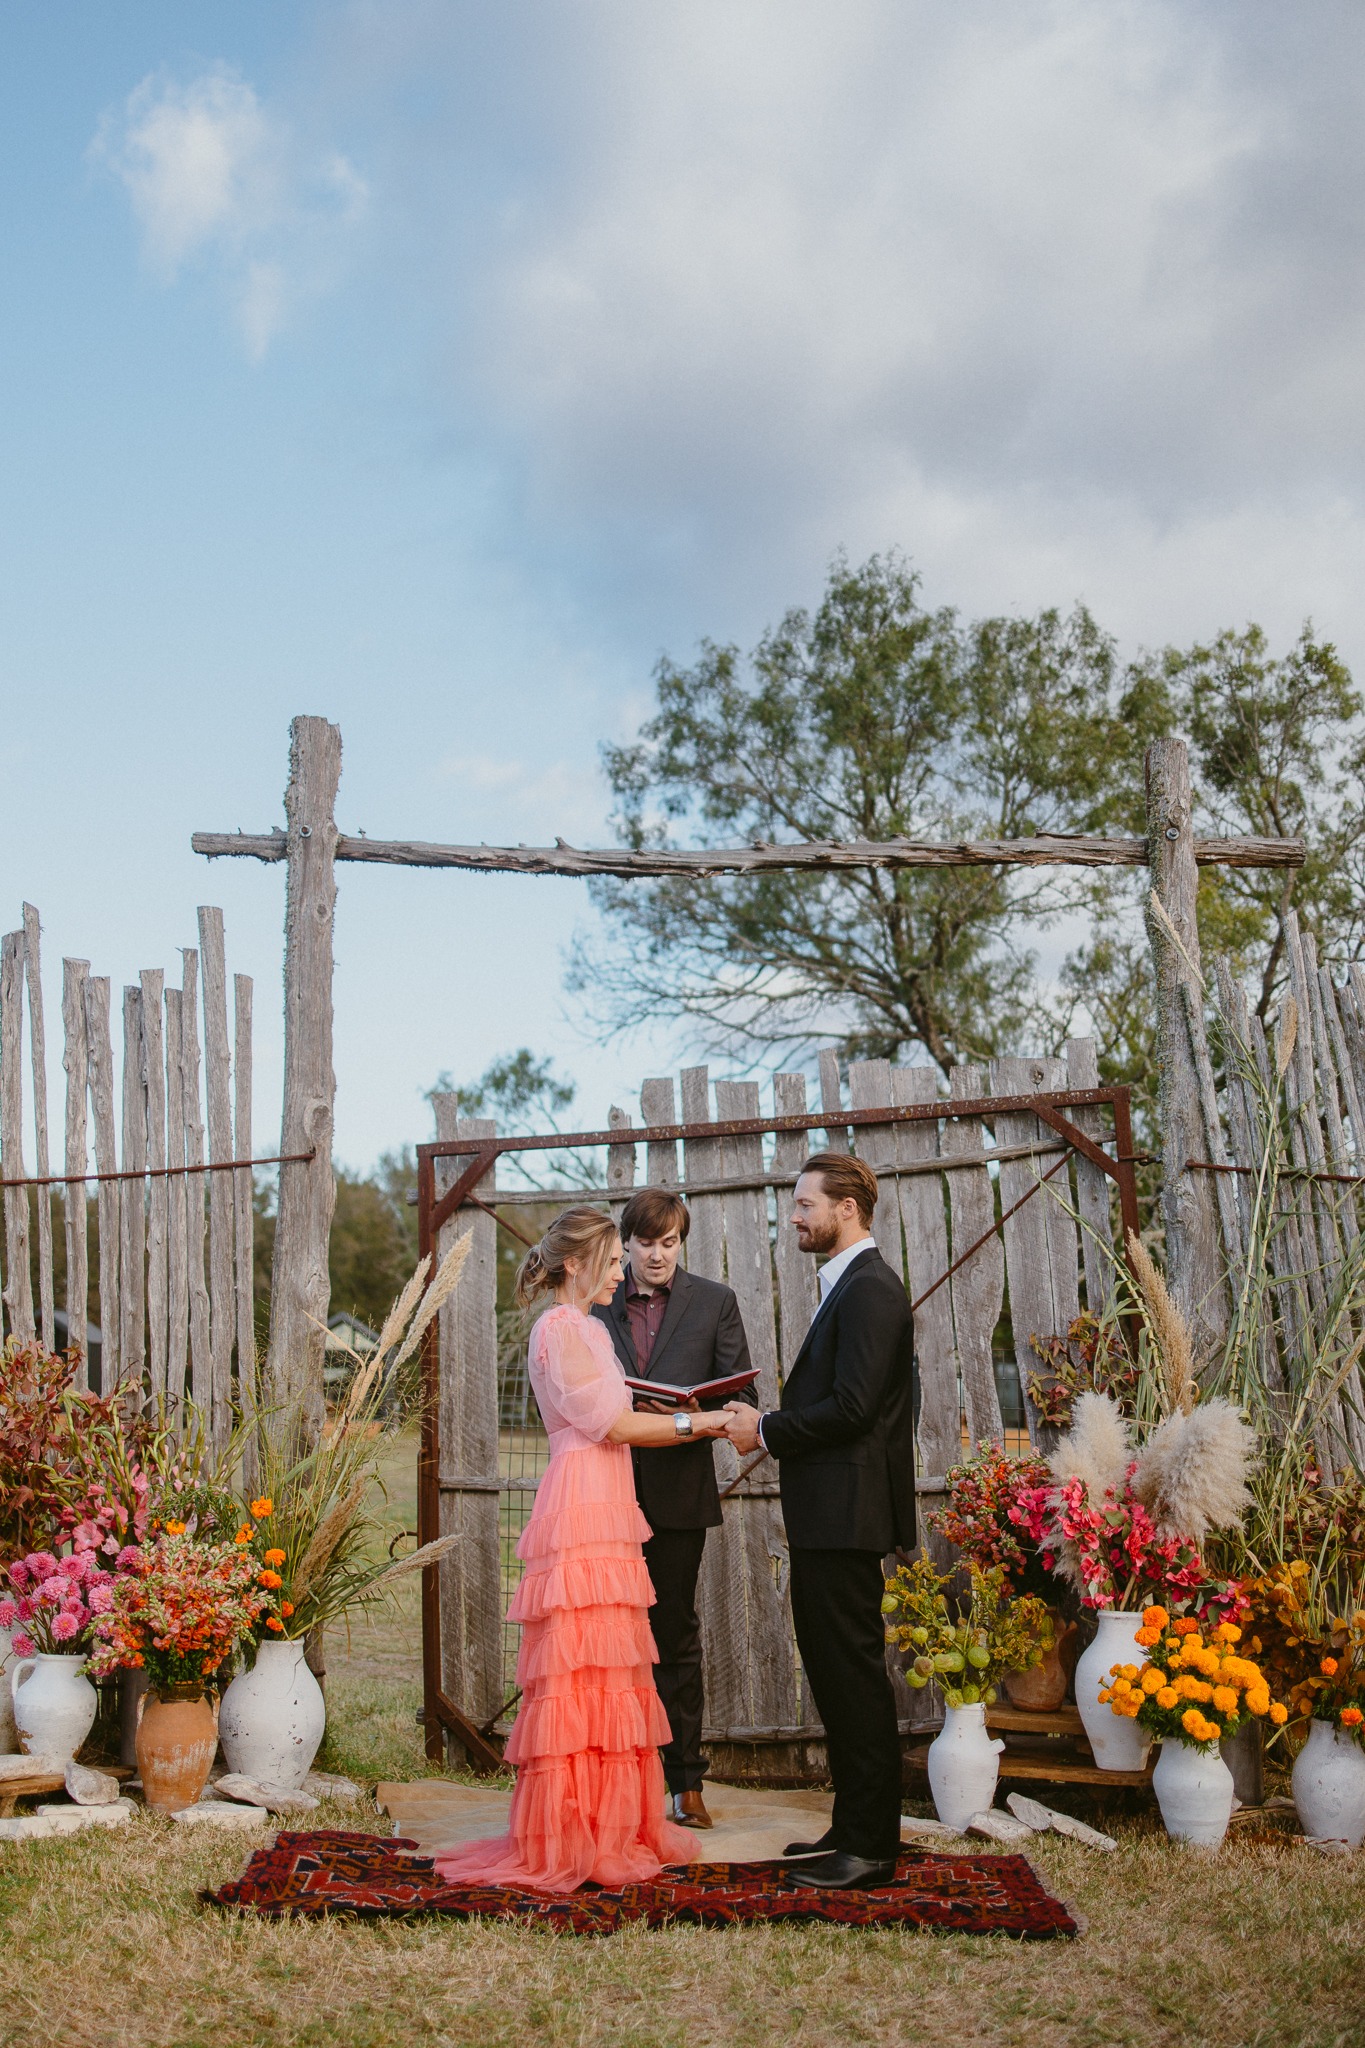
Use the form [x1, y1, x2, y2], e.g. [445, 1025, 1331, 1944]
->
[594, 1265, 756, 1531]
[761, 1245, 917, 1552]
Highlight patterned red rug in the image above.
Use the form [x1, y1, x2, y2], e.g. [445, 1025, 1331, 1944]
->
[204, 1831, 1081, 1939]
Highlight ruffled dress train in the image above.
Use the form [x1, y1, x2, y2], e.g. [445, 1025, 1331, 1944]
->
[433, 1304, 696, 1892]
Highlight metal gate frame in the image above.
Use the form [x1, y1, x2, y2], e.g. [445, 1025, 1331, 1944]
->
[414, 1082, 1141, 1768]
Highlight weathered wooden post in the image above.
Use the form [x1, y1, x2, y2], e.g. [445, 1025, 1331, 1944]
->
[1144, 738, 1227, 1348]
[265, 716, 341, 1444]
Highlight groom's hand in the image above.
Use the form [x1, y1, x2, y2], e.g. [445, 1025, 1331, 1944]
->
[721, 1403, 761, 1454]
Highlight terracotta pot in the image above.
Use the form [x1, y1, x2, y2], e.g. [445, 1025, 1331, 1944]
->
[136, 1686, 219, 1812]
[1003, 1614, 1078, 1711]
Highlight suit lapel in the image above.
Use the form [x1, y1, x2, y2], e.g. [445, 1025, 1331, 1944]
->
[784, 1245, 880, 1392]
[646, 1267, 692, 1378]
[603, 1288, 637, 1371]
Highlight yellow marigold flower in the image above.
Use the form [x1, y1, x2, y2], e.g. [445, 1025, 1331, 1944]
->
[1189, 1680, 1214, 1704]
[1156, 1686, 1179, 1709]
[1216, 1623, 1241, 1643]
[250, 1497, 274, 1520]
[1247, 1689, 1271, 1717]
[1098, 1688, 1113, 1704]
[1181, 1708, 1207, 1738]
[1119, 1664, 1139, 1682]
[1141, 1668, 1165, 1695]
[1143, 1605, 1170, 1631]
[1121, 1698, 1142, 1717]
[1175, 1674, 1201, 1699]
[1164, 1635, 1181, 1652]
[1269, 1702, 1288, 1725]
[1212, 1686, 1238, 1716]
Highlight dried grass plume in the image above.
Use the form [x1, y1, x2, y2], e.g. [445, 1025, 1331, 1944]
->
[1130, 1399, 1256, 1544]
[1126, 1230, 1197, 1416]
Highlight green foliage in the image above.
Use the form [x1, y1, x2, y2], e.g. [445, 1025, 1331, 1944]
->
[881, 1557, 1055, 1706]
[575, 550, 1163, 1071]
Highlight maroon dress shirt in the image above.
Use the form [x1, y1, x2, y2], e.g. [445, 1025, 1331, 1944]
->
[624, 1271, 671, 1373]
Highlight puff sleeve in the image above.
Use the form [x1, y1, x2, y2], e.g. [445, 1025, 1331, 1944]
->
[532, 1309, 631, 1441]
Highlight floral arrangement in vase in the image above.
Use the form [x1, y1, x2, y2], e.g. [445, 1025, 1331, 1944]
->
[1239, 1561, 1365, 1738]
[87, 1534, 269, 1694]
[881, 1558, 1055, 1707]
[1099, 1604, 1285, 1747]
[1, 1548, 110, 1655]
[930, 1443, 1056, 1600]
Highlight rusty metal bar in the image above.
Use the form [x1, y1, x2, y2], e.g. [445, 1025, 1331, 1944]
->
[1188, 1157, 1365, 1188]
[0, 1149, 316, 1190]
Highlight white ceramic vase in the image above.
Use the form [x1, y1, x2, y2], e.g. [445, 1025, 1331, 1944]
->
[10, 1652, 98, 1764]
[1292, 1718, 1365, 1848]
[927, 1703, 1007, 1830]
[0, 1627, 18, 1754]
[219, 1638, 326, 1789]
[1075, 1609, 1153, 1771]
[1153, 1738, 1235, 1845]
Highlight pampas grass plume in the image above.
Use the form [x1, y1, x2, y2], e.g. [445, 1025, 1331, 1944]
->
[1049, 1391, 1132, 1502]
[1130, 1399, 1255, 1544]
[1126, 1231, 1197, 1416]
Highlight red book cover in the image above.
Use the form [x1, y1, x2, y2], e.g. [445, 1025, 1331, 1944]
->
[624, 1367, 759, 1408]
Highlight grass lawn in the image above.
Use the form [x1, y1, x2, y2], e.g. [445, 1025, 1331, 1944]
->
[2, 1434, 1361, 2048]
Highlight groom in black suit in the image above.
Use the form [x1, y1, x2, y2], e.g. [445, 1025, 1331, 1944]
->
[595, 1187, 755, 1829]
[724, 1151, 916, 1888]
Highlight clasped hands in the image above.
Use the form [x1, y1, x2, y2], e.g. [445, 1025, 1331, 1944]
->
[633, 1394, 762, 1453]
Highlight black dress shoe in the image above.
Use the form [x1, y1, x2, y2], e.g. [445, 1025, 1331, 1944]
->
[781, 1829, 838, 1857]
[791, 1850, 899, 1890]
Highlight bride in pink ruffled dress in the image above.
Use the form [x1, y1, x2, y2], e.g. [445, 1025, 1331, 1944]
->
[434, 1206, 727, 1893]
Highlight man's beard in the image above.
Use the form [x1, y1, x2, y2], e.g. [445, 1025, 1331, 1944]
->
[795, 1215, 842, 1256]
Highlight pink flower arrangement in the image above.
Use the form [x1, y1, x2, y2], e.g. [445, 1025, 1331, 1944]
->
[4, 1547, 109, 1657]
[1012, 1466, 1246, 1625]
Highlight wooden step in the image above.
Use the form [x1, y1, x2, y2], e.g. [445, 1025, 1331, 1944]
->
[906, 1742, 1153, 1790]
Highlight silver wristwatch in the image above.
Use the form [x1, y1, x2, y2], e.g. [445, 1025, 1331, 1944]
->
[673, 1411, 694, 1439]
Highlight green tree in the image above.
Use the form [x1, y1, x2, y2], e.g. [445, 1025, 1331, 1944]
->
[574, 552, 1165, 1072]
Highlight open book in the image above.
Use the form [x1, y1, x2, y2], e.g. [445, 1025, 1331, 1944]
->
[624, 1367, 759, 1409]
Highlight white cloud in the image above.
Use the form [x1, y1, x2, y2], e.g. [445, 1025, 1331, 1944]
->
[93, 65, 367, 358]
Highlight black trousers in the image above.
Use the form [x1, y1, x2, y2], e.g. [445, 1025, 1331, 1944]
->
[790, 1548, 901, 1858]
[642, 1525, 708, 1793]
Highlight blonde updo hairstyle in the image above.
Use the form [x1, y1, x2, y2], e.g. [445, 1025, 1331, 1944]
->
[515, 1205, 621, 1308]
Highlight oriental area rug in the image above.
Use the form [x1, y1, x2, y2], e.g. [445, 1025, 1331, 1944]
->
[204, 1831, 1082, 1939]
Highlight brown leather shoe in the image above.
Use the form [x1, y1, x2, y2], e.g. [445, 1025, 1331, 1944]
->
[669, 1789, 714, 1829]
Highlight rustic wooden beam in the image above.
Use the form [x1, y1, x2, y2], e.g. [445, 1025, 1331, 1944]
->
[265, 716, 341, 1445]
[1145, 739, 1227, 1349]
[193, 828, 1305, 875]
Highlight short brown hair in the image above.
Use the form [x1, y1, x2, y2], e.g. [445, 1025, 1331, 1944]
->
[619, 1186, 691, 1243]
[798, 1152, 879, 1226]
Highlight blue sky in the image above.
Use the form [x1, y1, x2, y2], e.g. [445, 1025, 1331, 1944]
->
[5, 2, 1365, 1170]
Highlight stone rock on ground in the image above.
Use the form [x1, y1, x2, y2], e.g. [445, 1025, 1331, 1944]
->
[214, 1773, 319, 1816]
[171, 1801, 269, 1831]
[968, 1809, 1037, 1844]
[65, 1762, 120, 1806]
[0, 1803, 134, 1842]
[899, 1814, 962, 1840]
[1005, 1791, 1116, 1850]
[0, 1753, 64, 1779]
[303, 1771, 364, 1802]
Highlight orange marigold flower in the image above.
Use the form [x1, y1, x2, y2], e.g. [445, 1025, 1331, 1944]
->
[1174, 1618, 1199, 1636]
[250, 1498, 273, 1519]
[1269, 1702, 1289, 1725]
[1134, 1628, 1159, 1647]
[1156, 1686, 1179, 1710]
[281, 1601, 294, 1617]
[265, 1615, 285, 1632]
[1141, 1668, 1165, 1695]
[258, 1569, 283, 1590]
[234, 1527, 252, 1546]
[1142, 1605, 1170, 1631]
[1341, 1705, 1364, 1727]
[263, 1548, 286, 1567]
[1321, 1657, 1339, 1676]
[1212, 1686, 1238, 1717]
[163, 1520, 187, 1535]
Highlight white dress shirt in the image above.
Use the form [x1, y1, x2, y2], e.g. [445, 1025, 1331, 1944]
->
[756, 1236, 876, 1450]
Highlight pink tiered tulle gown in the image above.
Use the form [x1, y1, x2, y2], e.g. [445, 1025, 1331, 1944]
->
[433, 1304, 697, 1892]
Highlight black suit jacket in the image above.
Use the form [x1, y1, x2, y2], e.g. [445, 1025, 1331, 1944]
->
[594, 1266, 756, 1531]
[761, 1245, 917, 1552]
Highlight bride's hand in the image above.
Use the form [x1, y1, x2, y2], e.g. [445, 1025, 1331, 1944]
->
[689, 1410, 730, 1436]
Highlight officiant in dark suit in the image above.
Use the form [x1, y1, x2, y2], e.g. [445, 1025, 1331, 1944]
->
[594, 1186, 756, 1830]
[723, 1151, 916, 1889]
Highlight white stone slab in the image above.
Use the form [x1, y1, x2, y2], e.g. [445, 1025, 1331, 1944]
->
[0, 1753, 64, 1779]
[899, 1814, 963, 1840]
[968, 1809, 1037, 1844]
[0, 1804, 133, 1841]
[171, 1801, 269, 1831]
[304, 1771, 364, 1802]
[215, 1773, 319, 1816]
[65, 1762, 121, 1805]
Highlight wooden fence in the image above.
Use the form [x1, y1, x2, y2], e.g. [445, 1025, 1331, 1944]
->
[429, 1038, 1131, 1772]
[0, 901, 256, 1448]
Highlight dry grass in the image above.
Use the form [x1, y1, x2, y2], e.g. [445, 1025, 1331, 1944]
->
[4, 1435, 1362, 2048]
[1, 1804, 1362, 2048]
